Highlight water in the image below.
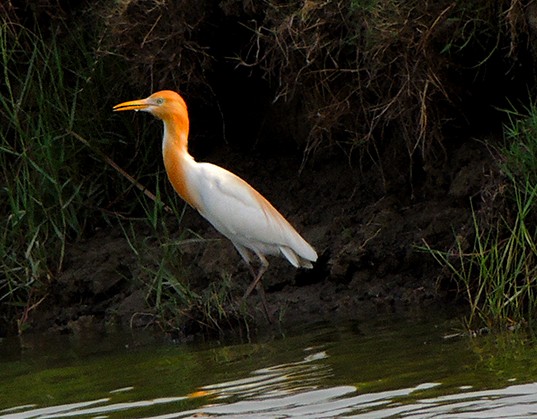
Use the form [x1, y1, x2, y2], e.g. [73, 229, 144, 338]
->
[2, 313, 537, 418]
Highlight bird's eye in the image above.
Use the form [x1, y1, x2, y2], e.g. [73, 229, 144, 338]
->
[155, 98, 164, 105]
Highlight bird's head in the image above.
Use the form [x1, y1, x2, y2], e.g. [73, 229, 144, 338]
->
[113, 90, 187, 121]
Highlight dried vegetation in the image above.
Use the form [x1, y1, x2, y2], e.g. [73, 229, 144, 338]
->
[103, 0, 535, 191]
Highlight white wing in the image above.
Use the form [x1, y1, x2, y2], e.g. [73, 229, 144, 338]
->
[190, 162, 317, 266]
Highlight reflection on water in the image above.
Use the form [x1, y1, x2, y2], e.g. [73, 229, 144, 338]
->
[2, 314, 537, 418]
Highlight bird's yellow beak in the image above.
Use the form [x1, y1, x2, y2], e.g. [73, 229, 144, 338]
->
[113, 98, 151, 112]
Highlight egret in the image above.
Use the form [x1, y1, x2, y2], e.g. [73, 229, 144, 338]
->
[113, 90, 317, 318]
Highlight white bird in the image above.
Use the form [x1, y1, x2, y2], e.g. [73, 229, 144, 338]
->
[114, 90, 317, 318]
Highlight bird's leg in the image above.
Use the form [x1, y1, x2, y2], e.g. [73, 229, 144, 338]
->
[242, 256, 273, 323]
[243, 257, 268, 300]
[254, 281, 272, 324]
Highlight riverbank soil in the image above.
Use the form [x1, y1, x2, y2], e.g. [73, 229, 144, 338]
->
[2, 1, 534, 338]
[25, 139, 491, 338]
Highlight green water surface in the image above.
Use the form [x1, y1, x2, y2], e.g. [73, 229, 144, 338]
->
[2, 313, 537, 417]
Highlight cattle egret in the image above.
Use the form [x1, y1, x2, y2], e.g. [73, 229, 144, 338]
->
[113, 90, 317, 319]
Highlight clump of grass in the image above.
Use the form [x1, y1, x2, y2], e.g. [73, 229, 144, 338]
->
[1, 22, 81, 322]
[501, 102, 537, 188]
[0, 14, 126, 331]
[423, 103, 537, 332]
[424, 183, 537, 331]
[119, 181, 247, 336]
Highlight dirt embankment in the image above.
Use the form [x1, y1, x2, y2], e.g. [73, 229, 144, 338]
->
[5, 1, 534, 338]
[25, 138, 492, 338]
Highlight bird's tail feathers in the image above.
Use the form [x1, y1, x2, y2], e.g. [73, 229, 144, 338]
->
[280, 245, 316, 269]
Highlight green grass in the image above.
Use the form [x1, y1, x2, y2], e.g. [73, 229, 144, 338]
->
[120, 181, 197, 322]
[1, 23, 83, 317]
[423, 102, 537, 333]
[502, 102, 537, 187]
[119, 187, 245, 335]
[424, 183, 537, 331]
[0, 17, 131, 330]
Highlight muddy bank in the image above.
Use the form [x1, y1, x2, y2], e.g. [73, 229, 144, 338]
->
[3, 1, 524, 339]
[23, 137, 491, 339]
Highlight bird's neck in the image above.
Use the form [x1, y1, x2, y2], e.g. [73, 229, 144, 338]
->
[161, 112, 190, 154]
[160, 112, 200, 209]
